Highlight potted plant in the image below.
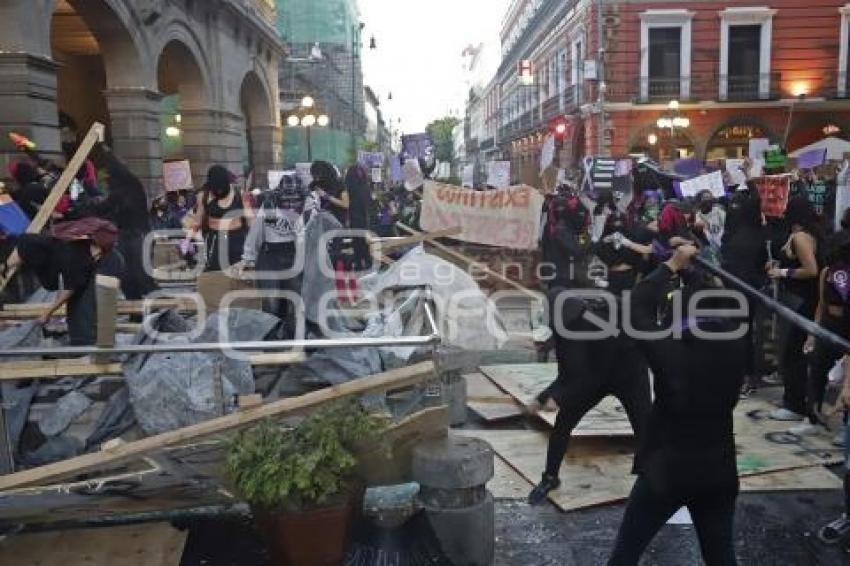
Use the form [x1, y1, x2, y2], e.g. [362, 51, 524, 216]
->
[226, 401, 388, 566]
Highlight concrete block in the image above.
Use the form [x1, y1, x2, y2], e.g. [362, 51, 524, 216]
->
[412, 436, 494, 490]
[421, 492, 494, 566]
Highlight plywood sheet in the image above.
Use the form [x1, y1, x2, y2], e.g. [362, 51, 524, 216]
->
[740, 465, 842, 491]
[467, 400, 524, 422]
[0, 522, 187, 566]
[479, 364, 634, 436]
[489, 453, 535, 499]
[465, 372, 524, 422]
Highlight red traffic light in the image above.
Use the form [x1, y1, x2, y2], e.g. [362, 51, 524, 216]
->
[550, 117, 572, 139]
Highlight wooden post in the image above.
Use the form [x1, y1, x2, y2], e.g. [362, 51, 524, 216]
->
[0, 123, 106, 294]
[95, 275, 119, 349]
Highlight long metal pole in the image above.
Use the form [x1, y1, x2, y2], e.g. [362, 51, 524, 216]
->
[0, 303, 441, 358]
[693, 256, 850, 354]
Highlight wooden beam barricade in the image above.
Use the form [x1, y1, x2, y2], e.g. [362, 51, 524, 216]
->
[369, 226, 462, 251]
[0, 361, 436, 490]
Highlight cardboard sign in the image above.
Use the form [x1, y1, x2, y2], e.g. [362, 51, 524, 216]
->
[268, 170, 286, 190]
[295, 163, 313, 188]
[725, 159, 748, 187]
[371, 167, 382, 183]
[162, 160, 193, 192]
[679, 170, 726, 198]
[420, 182, 545, 250]
[358, 151, 385, 168]
[748, 138, 770, 160]
[487, 161, 511, 188]
[540, 134, 556, 173]
[754, 175, 791, 217]
[462, 164, 474, 188]
[403, 158, 424, 191]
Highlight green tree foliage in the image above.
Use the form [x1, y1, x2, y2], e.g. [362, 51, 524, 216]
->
[426, 116, 461, 163]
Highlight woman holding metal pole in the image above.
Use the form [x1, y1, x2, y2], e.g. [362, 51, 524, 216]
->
[608, 244, 746, 565]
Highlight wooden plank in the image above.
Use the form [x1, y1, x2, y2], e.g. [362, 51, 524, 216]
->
[489, 452, 535, 499]
[358, 406, 449, 486]
[464, 372, 523, 421]
[479, 363, 635, 437]
[396, 222, 543, 300]
[467, 400, 524, 422]
[0, 361, 435, 490]
[0, 298, 198, 320]
[0, 123, 105, 294]
[0, 522, 186, 566]
[740, 465, 843, 492]
[371, 226, 462, 251]
[0, 351, 306, 380]
[96, 275, 120, 350]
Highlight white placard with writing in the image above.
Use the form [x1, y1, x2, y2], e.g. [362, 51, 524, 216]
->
[163, 160, 193, 192]
[487, 161, 511, 188]
[679, 170, 726, 198]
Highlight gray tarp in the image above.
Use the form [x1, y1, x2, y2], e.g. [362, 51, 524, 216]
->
[302, 210, 343, 323]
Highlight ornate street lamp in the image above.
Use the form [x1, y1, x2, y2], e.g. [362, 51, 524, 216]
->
[286, 96, 329, 161]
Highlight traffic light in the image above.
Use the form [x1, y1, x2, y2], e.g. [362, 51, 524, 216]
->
[550, 117, 571, 140]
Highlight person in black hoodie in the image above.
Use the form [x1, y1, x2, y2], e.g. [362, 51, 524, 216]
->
[8, 160, 48, 219]
[88, 144, 157, 300]
[528, 206, 652, 505]
[345, 163, 373, 270]
[608, 244, 746, 566]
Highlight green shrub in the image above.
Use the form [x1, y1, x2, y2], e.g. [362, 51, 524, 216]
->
[226, 401, 388, 511]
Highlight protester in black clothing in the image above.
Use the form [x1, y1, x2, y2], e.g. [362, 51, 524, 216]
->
[800, 231, 850, 434]
[198, 165, 249, 272]
[528, 213, 651, 505]
[540, 192, 588, 289]
[721, 186, 767, 386]
[768, 196, 821, 421]
[3, 218, 125, 346]
[310, 161, 349, 225]
[8, 160, 48, 219]
[82, 145, 157, 300]
[608, 244, 746, 566]
[345, 164, 373, 269]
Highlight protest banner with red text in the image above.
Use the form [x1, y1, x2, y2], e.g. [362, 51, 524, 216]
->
[419, 181, 544, 250]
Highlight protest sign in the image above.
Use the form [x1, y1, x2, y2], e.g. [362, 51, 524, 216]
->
[162, 160, 193, 192]
[679, 170, 725, 198]
[725, 159, 747, 187]
[540, 134, 555, 172]
[462, 164, 474, 188]
[420, 182, 545, 250]
[389, 154, 403, 184]
[754, 175, 791, 217]
[836, 161, 850, 231]
[371, 167, 382, 183]
[403, 158, 424, 191]
[806, 180, 828, 216]
[358, 151, 385, 169]
[748, 138, 770, 160]
[268, 170, 286, 190]
[673, 158, 702, 178]
[764, 149, 787, 170]
[797, 148, 827, 170]
[295, 163, 313, 188]
[487, 161, 511, 188]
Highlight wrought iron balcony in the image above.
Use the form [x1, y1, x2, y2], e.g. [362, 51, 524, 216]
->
[719, 73, 781, 101]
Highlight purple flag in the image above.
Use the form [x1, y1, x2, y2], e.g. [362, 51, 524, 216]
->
[673, 158, 703, 178]
[797, 148, 827, 170]
[389, 153, 403, 184]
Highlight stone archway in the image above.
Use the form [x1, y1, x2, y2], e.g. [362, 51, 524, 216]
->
[786, 114, 850, 153]
[240, 69, 279, 188]
[628, 122, 698, 163]
[156, 36, 213, 187]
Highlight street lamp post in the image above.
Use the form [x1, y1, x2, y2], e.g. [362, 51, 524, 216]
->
[655, 100, 690, 161]
[287, 95, 329, 163]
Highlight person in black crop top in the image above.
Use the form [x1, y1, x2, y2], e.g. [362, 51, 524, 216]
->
[801, 230, 850, 433]
[199, 165, 248, 272]
[767, 196, 821, 421]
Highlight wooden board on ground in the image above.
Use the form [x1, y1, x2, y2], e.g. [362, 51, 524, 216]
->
[0, 522, 186, 566]
[464, 372, 523, 422]
[479, 364, 634, 436]
[490, 452, 535, 499]
[458, 404, 844, 512]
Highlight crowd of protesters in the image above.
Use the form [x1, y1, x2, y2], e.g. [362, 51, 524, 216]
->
[4, 130, 850, 563]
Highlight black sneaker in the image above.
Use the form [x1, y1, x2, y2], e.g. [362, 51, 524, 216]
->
[818, 514, 850, 544]
[528, 475, 561, 505]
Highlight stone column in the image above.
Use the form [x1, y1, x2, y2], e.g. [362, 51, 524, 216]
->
[103, 88, 163, 200]
[249, 124, 282, 189]
[0, 53, 62, 172]
[181, 109, 245, 186]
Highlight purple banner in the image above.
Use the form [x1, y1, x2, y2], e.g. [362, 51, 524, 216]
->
[797, 148, 827, 170]
[401, 133, 434, 161]
[673, 158, 703, 178]
[389, 153, 403, 184]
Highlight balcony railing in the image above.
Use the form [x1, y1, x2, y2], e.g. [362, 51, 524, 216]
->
[639, 77, 687, 103]
[719, 73, 781, 102]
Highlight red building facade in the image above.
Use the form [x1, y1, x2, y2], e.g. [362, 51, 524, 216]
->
[596, 1, 850, 162]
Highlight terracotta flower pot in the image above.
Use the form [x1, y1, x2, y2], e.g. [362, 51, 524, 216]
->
[255, 489, 361, 566]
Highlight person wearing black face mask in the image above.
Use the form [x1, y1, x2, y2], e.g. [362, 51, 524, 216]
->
[528, 206, 652, 506]
[694, 190, 726, 265]
[198, 165, 249, 272]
